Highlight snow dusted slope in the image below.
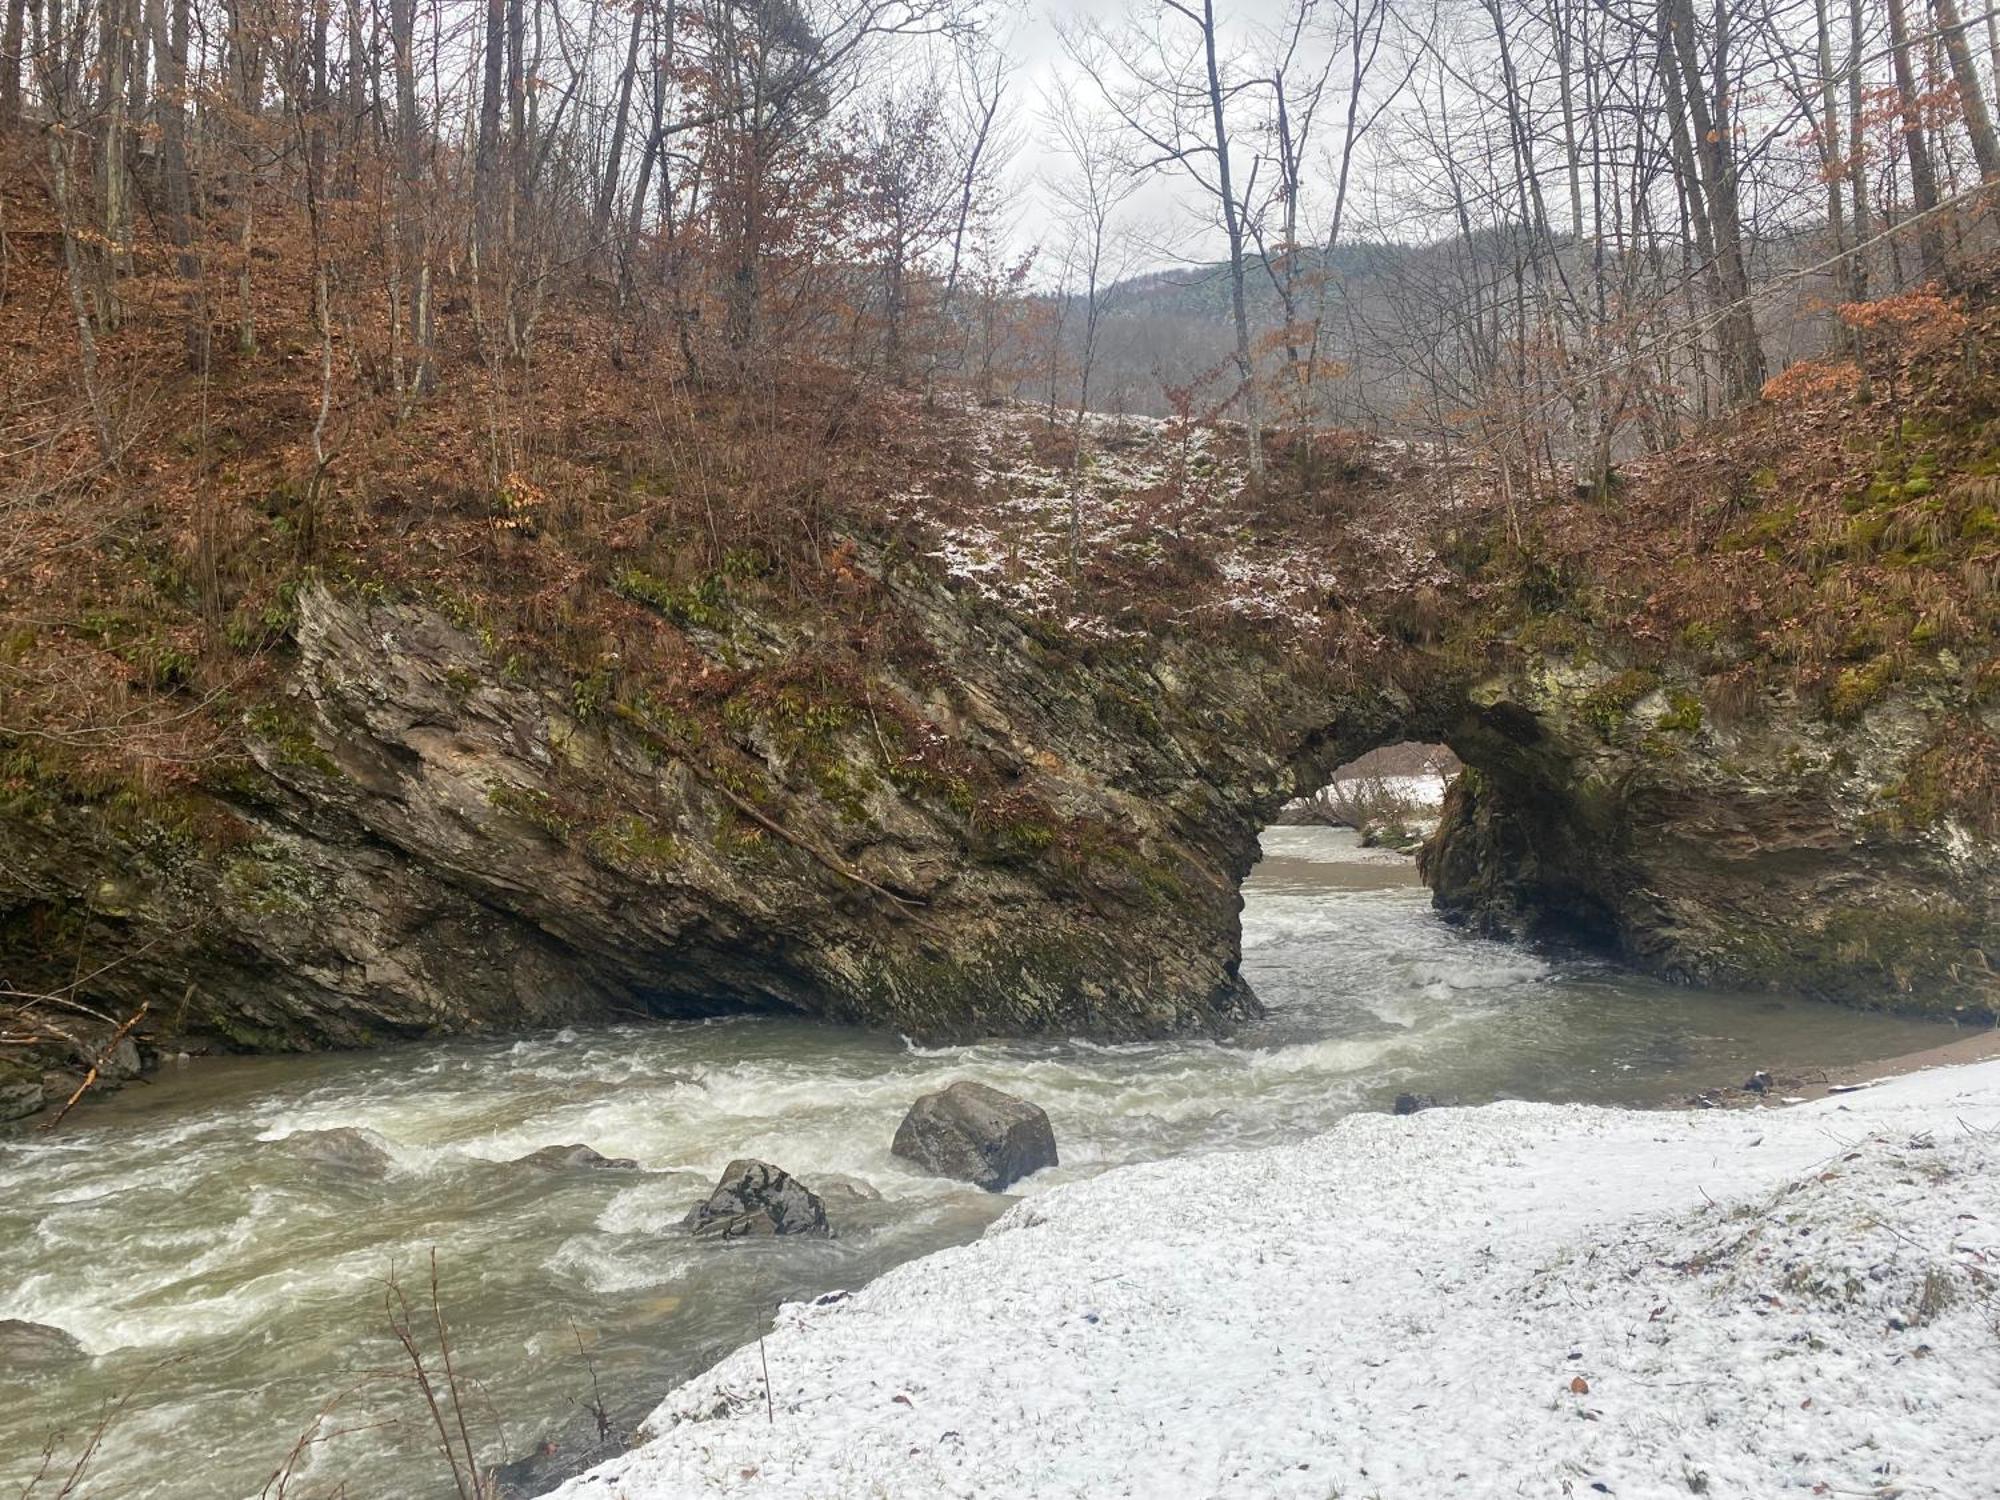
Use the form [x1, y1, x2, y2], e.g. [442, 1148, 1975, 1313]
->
[555, 1063, 2000, 1500]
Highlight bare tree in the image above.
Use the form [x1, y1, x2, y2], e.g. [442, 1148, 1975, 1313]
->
[1045, 77, 1141, 576]
[1934, 0, 2000, 180]
[1065, 0, 1268, 479]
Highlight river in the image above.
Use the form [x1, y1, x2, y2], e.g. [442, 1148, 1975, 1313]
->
[0, 828, 1957, 1498]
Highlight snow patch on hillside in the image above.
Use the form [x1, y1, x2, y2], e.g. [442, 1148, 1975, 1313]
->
[893, 403, 1386, 633]
[552, 1059, 2000, 1500]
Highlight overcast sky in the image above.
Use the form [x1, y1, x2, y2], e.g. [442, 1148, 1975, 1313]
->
[993, 0, 1315, 277]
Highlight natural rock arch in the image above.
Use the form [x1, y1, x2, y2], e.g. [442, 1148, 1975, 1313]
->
[3, 570, 1993, 1054]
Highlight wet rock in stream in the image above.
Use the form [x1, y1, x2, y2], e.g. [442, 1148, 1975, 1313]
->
[0, 1319, 86, 1369]
[683, 1159, 830, 1239]
[809, 1172, 883, 1204]
[892, 1080, 1058, 1192]
[277, 1127, 396, 1176]
[512, 1143, 639, 1170]
[492, 1397, 651, 1500]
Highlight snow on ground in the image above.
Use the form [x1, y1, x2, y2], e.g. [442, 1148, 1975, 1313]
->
[894, 403, 1421, 634]
[1279, 772, 1452, 839]
[1350, 770, 1450, 806]
[554, 1059, 2000, 1500]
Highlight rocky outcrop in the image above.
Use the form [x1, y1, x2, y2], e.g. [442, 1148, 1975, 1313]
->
[0, 1016, 150, 1123]
[1423, 662, 1998, 1019]
[0, 573, 1431, 1050]
[891, 1080, 1059, 1192]
[682, 1160, 830, 1239]
[1, 547, 1993, 1054]
[0, 1057, 42, 1121]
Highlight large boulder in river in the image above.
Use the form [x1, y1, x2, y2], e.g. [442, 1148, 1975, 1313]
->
[0, 1320, 86, 1369]
[682, 1160, 830, 1239]
[891, 1080, 1057, 1192]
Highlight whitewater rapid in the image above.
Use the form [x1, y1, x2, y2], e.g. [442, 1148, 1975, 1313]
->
[0, 828, 1957, 1498]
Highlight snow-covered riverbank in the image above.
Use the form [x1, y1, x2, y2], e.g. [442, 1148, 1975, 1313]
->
[555, 1058, 2000, 1500]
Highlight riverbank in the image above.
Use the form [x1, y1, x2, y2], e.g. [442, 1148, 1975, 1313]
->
[1681, 1023, 2000, 1110]
[553, 1052, 2000, 1500]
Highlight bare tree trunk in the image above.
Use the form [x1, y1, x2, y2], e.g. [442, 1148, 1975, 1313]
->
[37, 0, 113, 461]
[506, 0, 527, 206]
[1935, 0, 2000, 181]
[503, 0, 531, 354]
[1666, 0, 1764, 405]
[1553, 0, 1585, 243]
[1656, 12, 1723, 410]
[475, 0, 504, 250]
[342, 0, 367, 194]
[616, 0, 676, 370]
[96, 0, 132, 326]
[232, 5, 265, 355]
[1848, 0, 1871, 307]
[1813, 0, 1853, 308]
[307, 0, 329, 193]
[132, 0, 156, 118]
[1888, 0, 1946, 273]
[388, 0, 431, 396]
[2, 0, 27, 125]
[1988, 2, 2000, 101]
[591, 0, 646, 252]
[158, 0, 206, 371]
[928, 49, 1004, 401]
[1198, 0, 1262, 478]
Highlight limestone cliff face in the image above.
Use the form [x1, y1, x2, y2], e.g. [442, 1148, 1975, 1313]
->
[1423, 659, 1999, 1020]
[0, 574, 1426, 1048]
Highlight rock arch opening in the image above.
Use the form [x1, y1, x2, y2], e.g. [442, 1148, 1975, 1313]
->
[1253, 691, 1644, 1004]
[1274, 741, 1461, 854]
[1253, 667, 1992, 1026]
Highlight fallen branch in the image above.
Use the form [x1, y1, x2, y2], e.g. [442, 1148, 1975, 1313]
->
[40, 1000, 148, 1133]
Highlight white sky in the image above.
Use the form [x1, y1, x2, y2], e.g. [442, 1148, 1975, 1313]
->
[993, 0, 1309, 276]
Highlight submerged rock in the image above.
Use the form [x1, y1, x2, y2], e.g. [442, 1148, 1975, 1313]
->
[891, 1080, 1058, 1192]
[512, 1143, 639, 1171]
[280, 1126, 395, 1176]
[493, 1421, 637, 1500]
[0, 1319, 86, 1368]
[808, 1172, 883, 1204]
[1392, 1092, 1438, 1116]
[682, 1160, 830, 1239]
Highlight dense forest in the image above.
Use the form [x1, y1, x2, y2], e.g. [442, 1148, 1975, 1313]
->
[8, 0, 2000, 466]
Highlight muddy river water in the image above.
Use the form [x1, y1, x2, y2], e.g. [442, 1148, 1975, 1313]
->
[0, 828, 1957, 1497]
